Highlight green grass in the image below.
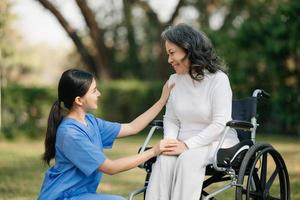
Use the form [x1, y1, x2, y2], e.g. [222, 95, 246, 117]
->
[0, 134, 299, 200]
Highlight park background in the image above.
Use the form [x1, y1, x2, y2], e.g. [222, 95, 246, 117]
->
[0, 0, 299, 199]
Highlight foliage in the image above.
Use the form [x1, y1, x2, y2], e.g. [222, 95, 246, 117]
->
[1, 0, 299, 136]
[1, 85, 56, 138]
[0, 0, 19, 85]
[1, 81, 164, 139]
[2, 77, 298, 139]
[213, 0, 300, 135]
[96, 80, 163, 122]
[0, 0, 66, 86]
[35, 0, 182, 79]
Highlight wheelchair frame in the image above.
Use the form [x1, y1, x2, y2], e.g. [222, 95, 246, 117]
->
[128, 89, 290, 200]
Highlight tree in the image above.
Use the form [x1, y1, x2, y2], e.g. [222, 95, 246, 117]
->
[233, 0, 300, 135]
[36, 0, 185, 80]
[37, 0, 107, 79]
[203, 0, 299, 135]
[3, 0, 299, 137]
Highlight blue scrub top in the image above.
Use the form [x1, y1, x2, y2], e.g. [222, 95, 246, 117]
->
[38, 114, 121, 200]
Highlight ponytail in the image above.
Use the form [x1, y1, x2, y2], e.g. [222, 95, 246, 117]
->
[43, 100, 63, 165]
[42, 69, 94, 165]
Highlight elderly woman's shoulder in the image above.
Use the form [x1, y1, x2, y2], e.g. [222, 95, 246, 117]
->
[168, 73, 178, 82]
[205, 70, 230, 85]
[169, 73, 177, 78]
[212, 70, 229, 80]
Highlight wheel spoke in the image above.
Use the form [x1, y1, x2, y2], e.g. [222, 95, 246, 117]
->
[242, 188, 248, 194]
[265, 167, 278, 192]
[268, 195, 280, 200]
[248, 191, 263, 199]
[236, 145, 290, 200]
[261, 153, 268, 191]
[253, 170, 262, 193]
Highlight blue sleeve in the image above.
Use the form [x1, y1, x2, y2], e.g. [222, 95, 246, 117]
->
[96, 118, 121, 149]
[62, 127, 106, 176]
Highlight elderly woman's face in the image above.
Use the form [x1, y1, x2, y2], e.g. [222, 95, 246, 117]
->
[165, 40, 190, 74]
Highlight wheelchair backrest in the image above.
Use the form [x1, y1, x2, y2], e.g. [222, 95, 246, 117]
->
[232, 97, 257, 141]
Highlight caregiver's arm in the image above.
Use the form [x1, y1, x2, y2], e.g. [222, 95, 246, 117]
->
[117, 81, 174, 138]
[98, 139, 179, 175]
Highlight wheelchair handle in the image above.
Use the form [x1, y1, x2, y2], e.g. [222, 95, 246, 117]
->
[138, 125, 161, 168]
[139, 126, 157, 154]
[252, 89, 270, 99]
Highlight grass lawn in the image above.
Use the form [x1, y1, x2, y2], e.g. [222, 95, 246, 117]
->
[0, 133, 299, 200]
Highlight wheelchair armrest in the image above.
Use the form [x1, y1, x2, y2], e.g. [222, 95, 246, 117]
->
[138, 122, 163, 168]
[138, 147, 157, 171]
[138, 146, 152, 153]
[212, 121, 253, 172]
[150, 120, 163, 128]
[226, 120, 253, 130]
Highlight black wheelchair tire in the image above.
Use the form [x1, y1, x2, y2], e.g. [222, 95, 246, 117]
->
[235, 143, 290, 200]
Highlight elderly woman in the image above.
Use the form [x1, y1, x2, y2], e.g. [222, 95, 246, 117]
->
[145, 24, 239, 200]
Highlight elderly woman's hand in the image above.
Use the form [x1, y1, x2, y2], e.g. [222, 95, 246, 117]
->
[162, 141, 188, 156]
[152, 138, 180, 156]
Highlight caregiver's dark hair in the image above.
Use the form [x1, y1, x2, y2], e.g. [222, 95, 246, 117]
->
[161, 23, 227, 81]
[43, 69, 94, 165]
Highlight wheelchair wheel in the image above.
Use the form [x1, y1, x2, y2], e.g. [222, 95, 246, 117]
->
[236, 143, 290, 200]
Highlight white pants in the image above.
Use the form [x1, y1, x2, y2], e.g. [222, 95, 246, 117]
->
[145, 136, 239, 200]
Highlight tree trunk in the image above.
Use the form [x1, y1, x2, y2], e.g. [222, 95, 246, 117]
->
[36, 0, 98, 77]
[123, 0, 142, 78]
[75, 0, 111, 80]
[136, 0, 184, 79]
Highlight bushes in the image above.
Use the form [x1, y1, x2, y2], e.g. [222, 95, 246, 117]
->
[1, 85, 56, 138]
[1, 79, 299, 139]
[97, 80, 163, 122]
[1, 80, 164, 139]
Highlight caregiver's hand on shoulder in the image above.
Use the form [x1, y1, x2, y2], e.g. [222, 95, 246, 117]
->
[159, 81, 175, 105]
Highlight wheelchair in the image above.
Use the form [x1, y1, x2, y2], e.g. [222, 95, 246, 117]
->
[128, 89, 290, 200]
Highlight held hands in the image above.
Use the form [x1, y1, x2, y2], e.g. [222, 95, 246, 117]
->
[159, 81, 175, 105]
[162, 140, 188, 156]
[152, 139, 188, 156]
[152, 139, 179, 156]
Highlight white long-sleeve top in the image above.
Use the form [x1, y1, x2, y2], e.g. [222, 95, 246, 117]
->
[164, 70, 239, 149]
